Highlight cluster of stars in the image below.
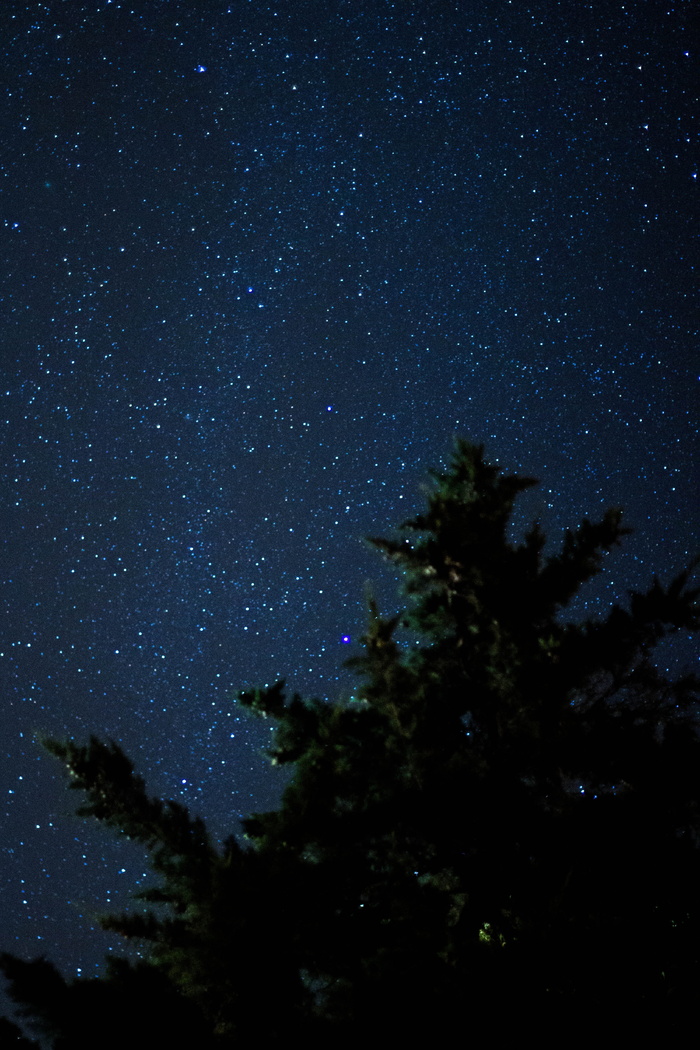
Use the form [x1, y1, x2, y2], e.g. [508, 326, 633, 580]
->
[0, 0, 695, 1002]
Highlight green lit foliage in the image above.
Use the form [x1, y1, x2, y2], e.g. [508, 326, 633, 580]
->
[2, 440, 698, 1044]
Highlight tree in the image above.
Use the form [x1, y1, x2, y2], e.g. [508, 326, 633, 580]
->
[2, 440, 699, 1045]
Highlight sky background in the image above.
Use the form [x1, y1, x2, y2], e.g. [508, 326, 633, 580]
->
[1, 0, 697, 1007]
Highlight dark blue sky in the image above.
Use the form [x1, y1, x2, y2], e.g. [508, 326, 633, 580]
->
[1, 0, 697, 997]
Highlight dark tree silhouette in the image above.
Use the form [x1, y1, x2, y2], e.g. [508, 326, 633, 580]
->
[3, 441, 698, 1045]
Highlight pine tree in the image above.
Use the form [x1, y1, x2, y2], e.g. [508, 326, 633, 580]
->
[2, 441, 698, 1045]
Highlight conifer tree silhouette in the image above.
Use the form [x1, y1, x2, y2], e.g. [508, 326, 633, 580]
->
[3, 441, 698, 1045]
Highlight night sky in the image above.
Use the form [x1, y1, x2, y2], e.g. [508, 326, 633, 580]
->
[1, 0, 697, 996]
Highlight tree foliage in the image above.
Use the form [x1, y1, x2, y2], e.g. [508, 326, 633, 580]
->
[2, 440, 699, 1045]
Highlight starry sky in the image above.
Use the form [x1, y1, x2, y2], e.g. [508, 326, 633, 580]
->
[1, 0, 697, 994]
